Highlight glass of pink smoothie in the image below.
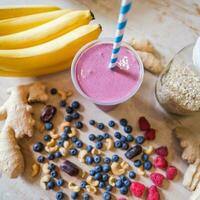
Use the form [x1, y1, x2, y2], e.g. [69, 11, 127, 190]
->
[71, 38, 144, 111]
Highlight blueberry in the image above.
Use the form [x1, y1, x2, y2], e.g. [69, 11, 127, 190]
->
[135, 136, 145, 144]
[124, 125, 132, 133]
[97, 135, 104, 141]
[120, 135, 127, 142]
[98, 181, 105, 188]
[85, 156, 93, 165]
[75, 121, 83, 129]
[69, 148, 78, 156]
[119, 175, 127, 182]
[95, 165, 102, 173]
[83, 193, 90, 200]
[103, 192, 111, 200]
[56, 191, 64, 200]
[89, 169, 96, 176]
[64, 126, 71, 133]
[50, 88, 57, 95]
[114, 140, 122, 148]
[37, 155, 45, 163]
[80, 180, 87, 188]
[95, 141, 103, 149]
[57, 139, 65, 147]
[71, 136, 78, 143]
[115, 179, 123, 188]
[60, 132, 69, 140]
[51, 170, 58, 178]
[57, 179, 65, 187]
[102, 164, 111, 173]
[71, 112, 80, 120]
[141, 153, 149, 161]
[134, 160, 142, 167]
[59, 100, 66, 107]
[47, 181, 55, 189]
[44, 122, 53, 130]
[106, 185, 112, 192]
[71, 192, 79, 199]
[103, 133, 110, 139]
[102, 174, 109, 181]
[108, 120, 115, 127]
[124, 179, 131, 187]
[33, 142, 44, 152]
[66, 106, 73, 114]
[89, 120, 95, 125]
[86, 145, 93, 152]
[122, 142, 129, 150]
[94, 155, 101, 163]
[97, 123, 105, 130]
[75, 140, 83, 148]
[143, 161, 152, 170]
[129, 171, 136, 179]
[112, 154, 119, 162]
[54, 151, 62, 158]
[114, 131, 121, 139]
[120, 118, 128, 126]
[120, 186, 128, 194]
[94, 173, 102, 180]
[88, 134, 96, 141]
[126, 134, 134, 142]
[43, 134, 51, 142]
[104, 157, 111, 164]
[48, 163, 56, 171]
[64, 115, 73, 122]
[71, 101, 80, 109]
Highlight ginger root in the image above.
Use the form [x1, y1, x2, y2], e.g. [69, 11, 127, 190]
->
[131, 38, 155, 53]
[0, 82, 48, 178]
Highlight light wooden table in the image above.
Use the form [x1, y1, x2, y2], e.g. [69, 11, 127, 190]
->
[0, 0, 199, 200]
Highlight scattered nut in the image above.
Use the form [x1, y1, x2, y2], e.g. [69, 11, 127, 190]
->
[64, 141, 70, 149]
[78, 149, 88, 163]
[31, 163, 40, 177]
[120, 161, 130, 170]
[45, 145, 58, 153]
[86, 185, 97, 194]
[105, 138, 114, 150]
[68, 127, 76, 137]
[81, 171, 88, 178]
[47, 139, 56, 147]
[40, 174, 51, 190]
[144, 146, 154, 155]
[66, 90, 73, 97]
[111, 162, 126, 175]
[109, 176, 117, 186]
[49, 129, 59, 139]
[42, 163, 50, 174]
[91, 148, 104, 155]
[68, 182, 80, 192]
[86, 175, 99, 187]
[58, 90, 68, 100]
[59, 147, 68, 156]
[138, 166, 146, 176]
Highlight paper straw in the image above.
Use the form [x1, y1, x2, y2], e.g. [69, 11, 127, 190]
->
[109, 0, 132, 69]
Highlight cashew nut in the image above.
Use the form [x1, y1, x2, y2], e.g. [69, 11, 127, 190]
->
[68, 127, 76, 137]
[81, 171, 88, 178]
[86, 176, 99, 187]
[144, 145, 154, 155]
[49, 129, 59, 139]
[31, 163, 40, 177]
[63, 141, 70, 149]
[42, 163, 50, 174]
[109, 176, 117, 186]
[59, 147, 68, 156]
[60, 121, 71, 131]
[47, 139, 56, 147]
[66, 90, 73, 97]
[111, 162, 126, 175]
[91, 148, 104, 155]
[138, 166, 146, 176]
[86, 185, 97, 194]
[45, 145, 58, 153]
[120, 161, 130, 170]
[58, 89, 67, 100]
[68, 182, 80, 192]
[105, 138, 114, 150]
[40, 174, 51, 190]
[78, 149, 88, 163]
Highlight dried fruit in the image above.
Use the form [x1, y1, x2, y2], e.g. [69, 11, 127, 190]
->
[60, 160, 79, 176]
[130, 181, 146, 198]
[150, 172, 165, 187]
[166, 166, 177, 180]
[146, 185, 160, 200]
[40, 105, 57, 122]
[155, 146, 168, 157]
[144, 128, 156, 140]
[125, 145, 142, 160]
[153, 156, 168, 169]
[138, 116, 150, 131]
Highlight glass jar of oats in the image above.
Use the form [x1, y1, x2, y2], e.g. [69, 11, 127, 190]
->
[155, 44, 200, 115]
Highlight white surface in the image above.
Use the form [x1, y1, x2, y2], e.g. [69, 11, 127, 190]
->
[0, 0, 199, 200]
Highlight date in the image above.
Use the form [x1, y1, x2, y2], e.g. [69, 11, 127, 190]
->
[60, 160, 79, 176]
[40, 105, 57, 122]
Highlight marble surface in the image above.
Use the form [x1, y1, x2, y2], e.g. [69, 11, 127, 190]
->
[0, 0, 199, 199]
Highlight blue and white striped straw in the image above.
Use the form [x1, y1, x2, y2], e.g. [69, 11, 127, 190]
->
[109, 0, 132, 69]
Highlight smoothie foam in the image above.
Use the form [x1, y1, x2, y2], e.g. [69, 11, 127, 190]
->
[75, 42, 142, 103]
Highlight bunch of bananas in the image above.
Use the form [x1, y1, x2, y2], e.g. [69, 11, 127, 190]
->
[0, 5, 102, 77]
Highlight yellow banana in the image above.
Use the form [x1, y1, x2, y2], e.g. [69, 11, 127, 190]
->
[0, 10, 94, 49]
[0, 5, 60, 20]
[0, 9, 71, 36]
[0, 24, 102, 71]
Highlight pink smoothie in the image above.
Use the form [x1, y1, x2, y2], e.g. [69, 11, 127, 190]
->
[74, 42, 142, 104]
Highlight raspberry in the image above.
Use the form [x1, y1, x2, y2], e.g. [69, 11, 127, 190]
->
[155, 146, 168, 157]
[166, 166, 178, 180]
[144, 128, 156, 140]
[146, 185, 160, 200]
[153, 156, 168, 169]
[130, 181, 146, 198]
[138, 116, 150, 131]
[150, 172, 165, 187]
